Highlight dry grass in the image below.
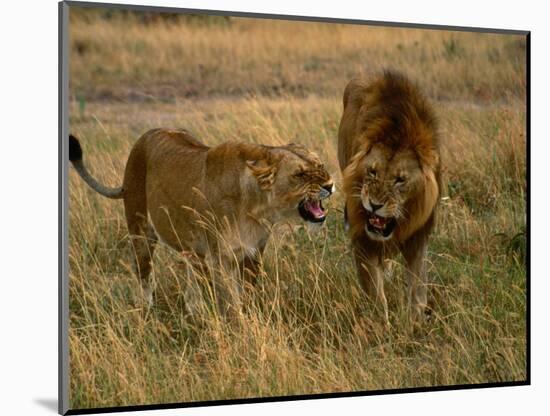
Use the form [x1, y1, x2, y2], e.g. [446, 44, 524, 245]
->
[68, 8, 527, 410]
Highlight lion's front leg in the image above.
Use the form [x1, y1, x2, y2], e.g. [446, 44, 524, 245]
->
[354, 248, 389, 326]
[401, 238, 430, 323]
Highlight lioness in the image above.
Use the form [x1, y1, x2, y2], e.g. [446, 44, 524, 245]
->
[69, 129, 334, 317]
[338, 71, 441, 324]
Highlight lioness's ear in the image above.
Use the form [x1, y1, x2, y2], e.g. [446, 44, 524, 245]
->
[285, 142, 306, 152]
[284, 142, 317, 160]
[246, 157, 279, 190]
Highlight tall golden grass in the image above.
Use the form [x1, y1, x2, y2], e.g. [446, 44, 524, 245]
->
[68, 8, 526, 410]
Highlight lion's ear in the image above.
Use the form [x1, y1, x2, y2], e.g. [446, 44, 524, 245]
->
[342, 149, 367, 195]
[246, 157, 280, 190]
[416, 145, 439, 172]
[346, 148, 368, 173]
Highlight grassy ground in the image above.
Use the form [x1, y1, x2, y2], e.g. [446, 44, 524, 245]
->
[68, 8, 527, 410]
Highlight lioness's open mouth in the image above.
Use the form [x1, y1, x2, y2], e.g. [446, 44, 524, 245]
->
[299, 199, 327, 223]
[366, 212, 397, 238]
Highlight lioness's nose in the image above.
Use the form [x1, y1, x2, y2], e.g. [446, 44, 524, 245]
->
[319, 183, 334, 199]
[322, 183, 334, 194]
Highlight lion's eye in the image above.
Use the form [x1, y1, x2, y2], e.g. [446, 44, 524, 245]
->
[368, 168, 377, 178]
[294, 171, 306, 179]
[395, 176, 406, 185]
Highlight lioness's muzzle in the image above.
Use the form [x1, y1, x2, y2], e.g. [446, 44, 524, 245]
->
[298, 183, 334, 223]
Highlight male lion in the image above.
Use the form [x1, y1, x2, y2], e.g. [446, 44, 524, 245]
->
[338, 71, 441, 325]
[69, 129, 334, 317]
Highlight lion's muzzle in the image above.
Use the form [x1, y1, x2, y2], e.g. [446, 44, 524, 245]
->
[365, 211, 397, 238]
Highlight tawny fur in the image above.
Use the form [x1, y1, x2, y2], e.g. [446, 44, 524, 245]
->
[70, 128, 333, 318]
[337, 71, 441, 324]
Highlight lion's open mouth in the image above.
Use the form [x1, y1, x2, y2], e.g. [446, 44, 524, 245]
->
[298, 199, 327, 223]
[366, 212, 397, 238]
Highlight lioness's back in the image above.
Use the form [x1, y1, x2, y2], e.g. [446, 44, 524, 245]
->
[140, 128, 209, 160]
[127, 128, 210, 193]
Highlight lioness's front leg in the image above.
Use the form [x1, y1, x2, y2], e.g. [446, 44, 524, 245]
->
[185, 253, 243, 320]
[401, 237, 429, 323]
[241, 239, 267, 288]
[182, 254, 212, 318]
[242, 254, 262, 289]
[215, 272, 243, 320]
[210, 254, 244, 320]
[354, 248, 389, 325]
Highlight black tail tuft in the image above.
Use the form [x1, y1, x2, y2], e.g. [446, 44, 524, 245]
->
[69, 134, 83, 162]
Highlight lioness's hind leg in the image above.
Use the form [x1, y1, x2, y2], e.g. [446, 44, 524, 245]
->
[123, 188, 157, 303]
[128, 221, 158, 306]
[122, 143, 158, 306]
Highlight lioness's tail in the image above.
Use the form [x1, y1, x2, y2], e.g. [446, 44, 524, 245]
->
[69, 134, 124, 199]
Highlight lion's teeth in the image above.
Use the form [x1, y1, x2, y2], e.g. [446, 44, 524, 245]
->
[369, 216, 388, 229]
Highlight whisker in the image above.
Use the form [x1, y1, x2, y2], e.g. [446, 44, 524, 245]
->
[395, 205, 408, 219]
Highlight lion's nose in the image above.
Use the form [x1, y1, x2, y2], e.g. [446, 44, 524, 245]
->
[370, 200, 383, 212]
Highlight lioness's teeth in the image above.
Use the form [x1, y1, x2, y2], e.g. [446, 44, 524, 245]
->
[306, 200, 325, 218]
